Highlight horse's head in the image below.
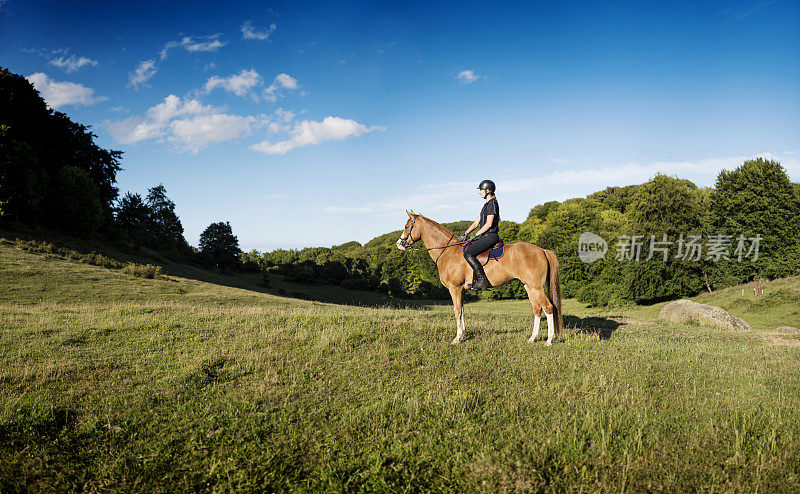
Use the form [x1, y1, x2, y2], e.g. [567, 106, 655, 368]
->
[396, 210, 421, 251]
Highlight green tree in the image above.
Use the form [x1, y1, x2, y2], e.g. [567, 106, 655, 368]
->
[146, 184, 186, 249]
[527, 200, 560, 221]
[517, 217, 545, 244]
[199, 221, 242, 270]
[114, 192, 152, 243]
[711, 158, 800, 281]
[618, 175, 706, 303]
[627, 174, 702, 236]
[588, 184, 642, 214]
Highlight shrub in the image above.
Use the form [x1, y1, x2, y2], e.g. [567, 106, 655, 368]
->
[121, 263, 162, 279]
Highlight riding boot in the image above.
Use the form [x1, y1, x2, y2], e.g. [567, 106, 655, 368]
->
[464, 254, 492, 290]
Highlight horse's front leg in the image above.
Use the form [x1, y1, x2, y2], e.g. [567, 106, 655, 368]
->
[448, 286, 465, 344]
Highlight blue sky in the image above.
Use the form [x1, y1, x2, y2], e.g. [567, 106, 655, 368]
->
[2, 0, 799, 251]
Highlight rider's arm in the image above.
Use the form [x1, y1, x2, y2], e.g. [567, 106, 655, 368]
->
[473, 215, 494, 236]
[464, 217, 480, 234]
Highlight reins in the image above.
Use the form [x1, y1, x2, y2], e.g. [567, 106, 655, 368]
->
[403, 230, 471, 266]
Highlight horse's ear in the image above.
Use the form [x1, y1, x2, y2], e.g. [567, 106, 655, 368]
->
[410, 209, 417, 216]
[406, 210, 412, 218]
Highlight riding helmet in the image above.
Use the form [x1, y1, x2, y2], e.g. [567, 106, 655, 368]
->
[477, 179, 496, 192]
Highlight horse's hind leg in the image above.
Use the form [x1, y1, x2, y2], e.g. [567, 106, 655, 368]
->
[525, 284, 543, 343]
[527, 285, 555, 346]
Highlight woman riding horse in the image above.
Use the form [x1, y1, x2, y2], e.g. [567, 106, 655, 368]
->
[457, 179, 499, 290]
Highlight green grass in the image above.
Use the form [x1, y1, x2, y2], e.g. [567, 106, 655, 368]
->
[1, 240, 800, 492]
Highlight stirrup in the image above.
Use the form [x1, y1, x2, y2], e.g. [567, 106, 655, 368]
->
[467, 277, 492, 291]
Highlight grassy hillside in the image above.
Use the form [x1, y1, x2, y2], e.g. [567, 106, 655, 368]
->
[1, 240, 799, 491]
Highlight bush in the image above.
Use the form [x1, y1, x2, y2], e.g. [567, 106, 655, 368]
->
[121, 263, 162, 279]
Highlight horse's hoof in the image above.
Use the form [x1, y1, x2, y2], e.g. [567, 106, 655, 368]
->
[451, 338, 462, 345]
[545, 340, 553, 346]
[527, 337, 536, 343]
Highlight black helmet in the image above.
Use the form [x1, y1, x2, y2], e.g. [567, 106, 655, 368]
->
[477, 179, 496, 192]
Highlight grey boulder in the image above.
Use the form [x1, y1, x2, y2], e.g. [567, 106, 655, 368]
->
[659, 299, 750, 330]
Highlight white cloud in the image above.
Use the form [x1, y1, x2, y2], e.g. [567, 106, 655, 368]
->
[104, 94, 266, 153]
[456, 70, 480, 84]
[169, 113, 265, 153]
[203, 69, 262, 98]
[200, 70, 299, 102]
[128, 59, 157, 90]
[250, 116, 384, 155]
[268, 108, 295, 133]
[25, 72, 107, 109]
[48, 54, 98, 73]
[263, 73, 300, 102]
[241, 21, 276, 41]
[160, 34, 227, 60]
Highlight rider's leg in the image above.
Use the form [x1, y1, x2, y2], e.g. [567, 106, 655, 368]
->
[464, 254, 491, 290]
[463, 233, 498, 290]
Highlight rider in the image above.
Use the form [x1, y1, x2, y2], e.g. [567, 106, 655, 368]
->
[457, 179, 500, 290]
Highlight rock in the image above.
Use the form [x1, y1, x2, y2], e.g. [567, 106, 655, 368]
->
[774, 326, 799, 334]
[659, 299, 750, 330]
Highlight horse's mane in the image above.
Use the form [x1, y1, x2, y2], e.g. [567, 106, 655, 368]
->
[420, 214, 453, 236]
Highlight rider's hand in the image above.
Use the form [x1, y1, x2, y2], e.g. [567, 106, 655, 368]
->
[456, 233, 468, 243]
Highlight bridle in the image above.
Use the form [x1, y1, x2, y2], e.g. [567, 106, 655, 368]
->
[397, 215, 417, 250]
[399, 215, 471, 267]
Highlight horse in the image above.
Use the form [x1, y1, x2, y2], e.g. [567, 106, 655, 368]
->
[395, 210, 564, 345]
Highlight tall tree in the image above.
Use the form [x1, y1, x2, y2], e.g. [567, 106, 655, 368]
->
[145, 184, 186, 249]
[711, 158, 800, 281]
[199, 221, 242, 270]
[114, 192, 152, 243]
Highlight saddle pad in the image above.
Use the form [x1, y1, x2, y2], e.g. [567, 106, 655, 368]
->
[462, 241, 505, 265]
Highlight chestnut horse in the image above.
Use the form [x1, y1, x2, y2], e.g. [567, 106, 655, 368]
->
[396, 210, 563, 345]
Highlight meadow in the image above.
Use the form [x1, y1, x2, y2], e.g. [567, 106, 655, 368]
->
[1, 240, 799, 492]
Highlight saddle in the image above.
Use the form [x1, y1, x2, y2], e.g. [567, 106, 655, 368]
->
[462, 239, 505, 266]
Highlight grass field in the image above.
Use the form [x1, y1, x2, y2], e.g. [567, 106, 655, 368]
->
[1, 239, 800, 492]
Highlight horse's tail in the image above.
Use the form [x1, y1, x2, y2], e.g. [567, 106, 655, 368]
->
[544, 249, 564, 334]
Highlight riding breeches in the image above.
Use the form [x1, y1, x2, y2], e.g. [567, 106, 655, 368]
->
[463, 232, 500, 259]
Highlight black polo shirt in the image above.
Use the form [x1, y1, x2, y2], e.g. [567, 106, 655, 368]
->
[479, 198, 500, 233]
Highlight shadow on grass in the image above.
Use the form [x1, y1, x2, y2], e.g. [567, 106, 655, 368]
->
[564, 315, 624, 340]
[466, 314, 624, 342]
